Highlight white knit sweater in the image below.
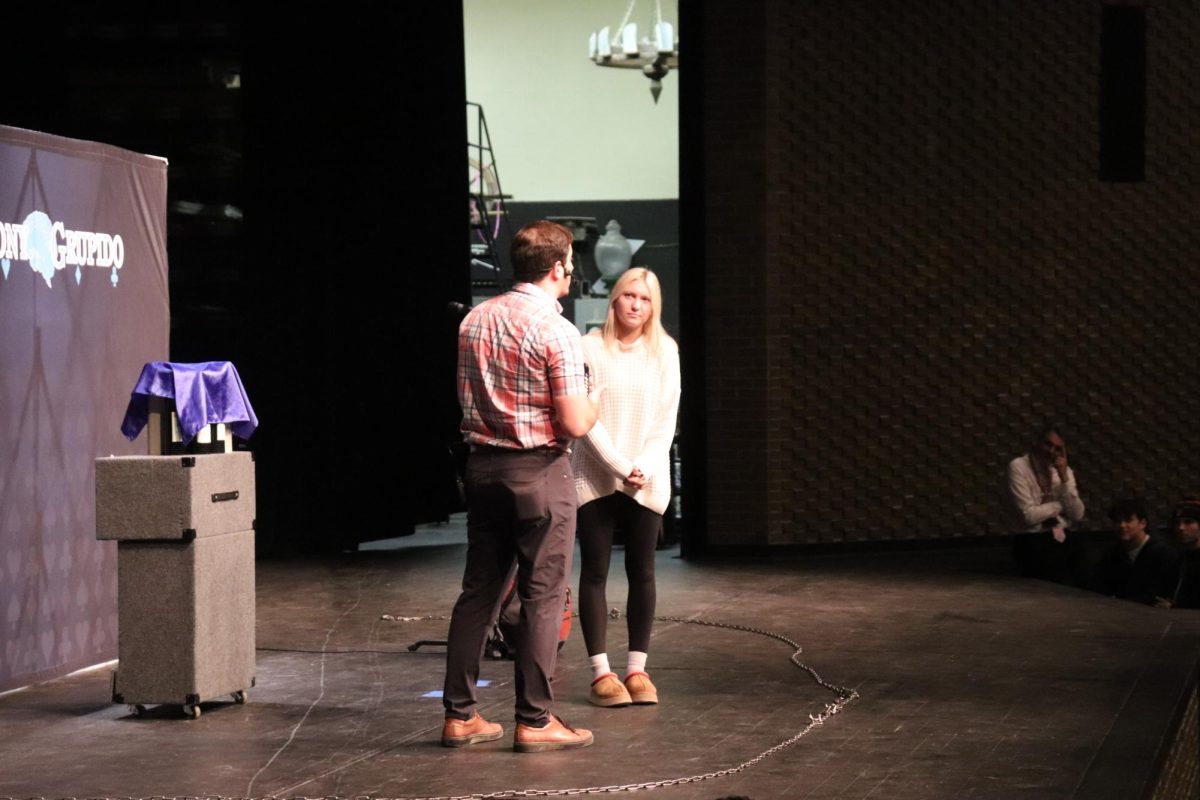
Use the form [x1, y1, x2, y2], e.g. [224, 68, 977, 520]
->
[572, 332, 681, 515]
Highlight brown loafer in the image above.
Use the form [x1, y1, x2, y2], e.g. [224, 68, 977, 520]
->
[513, 714, 594, 752]
[589, 672, 632, 707]
[624, 671, 658, 704]
[441, 713, 503, 747]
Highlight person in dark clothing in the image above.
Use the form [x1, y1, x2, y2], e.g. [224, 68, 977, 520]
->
[1093, 498, 1180, 607]
[1169, 499, 1200, 609]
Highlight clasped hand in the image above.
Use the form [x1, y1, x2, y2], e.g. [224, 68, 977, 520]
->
[624, 466, 647, 490]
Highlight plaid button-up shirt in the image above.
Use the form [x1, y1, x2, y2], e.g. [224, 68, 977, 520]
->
[458, 283, 588, 451]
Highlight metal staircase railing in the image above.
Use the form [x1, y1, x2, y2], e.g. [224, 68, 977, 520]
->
[467, 101, 513, 289]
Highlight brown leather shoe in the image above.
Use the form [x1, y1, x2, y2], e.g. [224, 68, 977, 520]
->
[624, 671, 658, 704]
[589, 672, 632, 707]
[441, 713, 503, 747]
[513, 714, 594, 752]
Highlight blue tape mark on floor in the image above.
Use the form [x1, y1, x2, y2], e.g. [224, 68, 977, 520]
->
[423, 680, 487, 698]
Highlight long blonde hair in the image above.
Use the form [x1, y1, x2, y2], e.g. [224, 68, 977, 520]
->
[600, 267, 675, 355]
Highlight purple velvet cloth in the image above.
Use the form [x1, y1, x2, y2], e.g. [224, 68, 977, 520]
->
[120, 361, 258, 443]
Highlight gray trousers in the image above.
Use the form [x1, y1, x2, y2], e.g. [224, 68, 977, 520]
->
[443, 447, 576, 726]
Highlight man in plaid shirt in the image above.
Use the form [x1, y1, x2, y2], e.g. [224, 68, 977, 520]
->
[442, 220, 599, 753]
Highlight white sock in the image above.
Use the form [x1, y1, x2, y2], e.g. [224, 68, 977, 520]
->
[590, 653, 612, 681]
[626, 651, 648, 677]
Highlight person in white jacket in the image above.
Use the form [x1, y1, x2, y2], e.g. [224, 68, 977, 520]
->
[571, 267, 680, 708]
[1008, 426, 1086, 583]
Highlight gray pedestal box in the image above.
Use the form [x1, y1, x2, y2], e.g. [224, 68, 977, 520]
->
[95, 452, 256, 717]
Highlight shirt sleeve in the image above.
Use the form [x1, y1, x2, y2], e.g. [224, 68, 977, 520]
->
[1125, 542, 1182, 606]
[1008, 458, 1062, 528]
[1056, 468, 1085, 523]
[1151, 546, 1183, 605]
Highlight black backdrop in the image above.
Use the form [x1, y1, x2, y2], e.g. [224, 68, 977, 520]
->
[7, 6, 469, 556]
[242, 10, 468, 554]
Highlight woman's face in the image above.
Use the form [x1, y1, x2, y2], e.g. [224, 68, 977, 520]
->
[613, 280, 652, 335]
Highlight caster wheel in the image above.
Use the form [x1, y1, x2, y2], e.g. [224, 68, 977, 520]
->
[183, 703, 201, 719]
[128, 704, 146, 717]
[232, 689, 248, 704]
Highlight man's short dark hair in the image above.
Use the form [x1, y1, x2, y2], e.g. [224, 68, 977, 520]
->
[1172, 498, 1200, 523]
[511, 220, 572, 283]
[1108, 497, 1149, 523]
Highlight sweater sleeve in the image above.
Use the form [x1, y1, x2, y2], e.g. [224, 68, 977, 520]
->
[580, 420, 635, 479]
[632, 343, 681, 482]
[579, 337, 635, 479]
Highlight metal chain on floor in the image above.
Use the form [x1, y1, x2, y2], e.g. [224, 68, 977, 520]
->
[3, 612, 858, 800]
[374, 609, 860, 800]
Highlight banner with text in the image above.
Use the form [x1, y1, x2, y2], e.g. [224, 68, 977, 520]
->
[0, 126, 169, 691]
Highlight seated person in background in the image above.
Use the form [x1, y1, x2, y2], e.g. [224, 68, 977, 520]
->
[1093, 498, 1180, 607]
[1169, 499, 1200, 609]
[1008, 426, 1087, 584]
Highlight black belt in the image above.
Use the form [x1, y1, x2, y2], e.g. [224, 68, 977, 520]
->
[469, 444, 564, 456]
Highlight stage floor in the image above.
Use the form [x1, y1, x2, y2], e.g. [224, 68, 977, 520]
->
[2, 520, 1199, 800]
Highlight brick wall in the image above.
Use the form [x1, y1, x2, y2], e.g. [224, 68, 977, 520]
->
[701, 1, 772, 544]
[696, 1, 1200, 545]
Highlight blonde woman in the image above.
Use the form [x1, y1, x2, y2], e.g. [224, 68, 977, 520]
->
[572, 267, 681, 707]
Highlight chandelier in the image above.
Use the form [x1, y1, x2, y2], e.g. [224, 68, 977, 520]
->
[588, 0, 680, 103]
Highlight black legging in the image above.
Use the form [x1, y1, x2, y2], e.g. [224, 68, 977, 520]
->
[577, 492, 662, 655]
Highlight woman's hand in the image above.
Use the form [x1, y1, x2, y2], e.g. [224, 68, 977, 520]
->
[623, 466, 647, 490]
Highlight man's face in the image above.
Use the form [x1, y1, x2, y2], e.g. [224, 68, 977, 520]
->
[554, 245, 575, 298]
[1176, 517, 1200, 548]
[1115, 514, 1148, 549]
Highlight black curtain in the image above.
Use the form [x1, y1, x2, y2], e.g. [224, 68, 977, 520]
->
[244, 7, 468, 554]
